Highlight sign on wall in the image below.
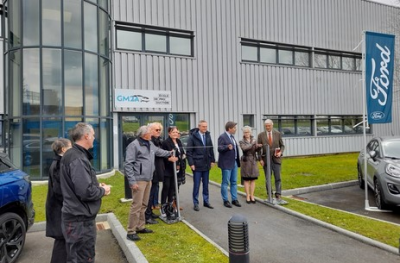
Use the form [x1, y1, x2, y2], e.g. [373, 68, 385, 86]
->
[114, 89, 172, 109]
[365, 31, 395, 124]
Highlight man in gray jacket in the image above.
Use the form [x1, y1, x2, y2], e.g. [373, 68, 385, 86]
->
[125, 124, 177, 241]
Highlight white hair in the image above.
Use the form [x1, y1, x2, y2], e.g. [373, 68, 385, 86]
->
[242, 126, 252, 133]
[264, 119, 273, 125]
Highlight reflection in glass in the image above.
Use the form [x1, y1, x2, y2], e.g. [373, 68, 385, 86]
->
[356, 58, 362, 71]
[42, 118, 63, 176]
[23, 49, 40, 116]
[42, 0, 61, 46]
[99, 10, 109, 57]
[342, 57, 355, 71]
[99, 58, 109, 116]
[11, 51, 22, 117]
[314, 53, 327, 68]
[330, 117, 343, 133]
[64, 0, 82, 49]
[84, 2, 98, 52]
[9, 119, 22, 168]
[64, 50, 83, 116]
[22, 118, 40, 178]
[145, 33, 167, 53]
[242, 45, 257, 61]
[85, 53, 99, 116]
[116, 30, 142, 50]
[99, 0, 108, 11]
[43, 49, 62, 115]
[243, 115, 254, 128]
[295, 51, 310, 67]
[316, 117, 329, 135]
[10, 0, 21, 48]
[86, 118, 100, 170]
[328, 55, 341, 69]
[278, 50, 293, 65]
[23, 0, 40, 46]
[297, 118, 312, 135]
[260, 47, 276, 63]
[170, 36, 191, 56]
[100, 119, 110, 170]
[281, 119, 295, 135]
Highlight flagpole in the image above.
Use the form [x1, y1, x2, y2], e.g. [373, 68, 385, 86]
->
[362, 31, 370, 209]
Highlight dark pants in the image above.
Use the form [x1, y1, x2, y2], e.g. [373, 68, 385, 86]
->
[62, 218, 96, 263]
[161, 175, 176, 205]
[263, 161, 282, 197]
[145, 181, 159, 220]
[50, 238, 67, 263]
[192, 170, 210, 205]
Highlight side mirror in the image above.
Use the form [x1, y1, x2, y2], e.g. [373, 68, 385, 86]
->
[369, 150, 377, 159]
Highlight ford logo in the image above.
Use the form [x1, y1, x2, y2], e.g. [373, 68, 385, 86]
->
[371, 111, 385, 120]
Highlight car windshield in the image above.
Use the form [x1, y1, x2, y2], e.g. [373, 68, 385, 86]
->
[382, 140, 400, 158]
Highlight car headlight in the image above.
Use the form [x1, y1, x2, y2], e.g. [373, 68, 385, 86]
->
[385, 164, 400, 178]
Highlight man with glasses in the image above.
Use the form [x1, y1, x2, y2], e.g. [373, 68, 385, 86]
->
[145, 122, 164, 223]
[186, 120, 216, 211]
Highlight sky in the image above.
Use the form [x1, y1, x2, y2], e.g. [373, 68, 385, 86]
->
[369, 0, 399, 7]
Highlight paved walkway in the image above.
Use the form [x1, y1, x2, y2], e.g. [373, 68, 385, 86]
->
[177, 176, 400, 263]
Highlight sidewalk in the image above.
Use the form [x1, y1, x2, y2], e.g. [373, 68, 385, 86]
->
[177, 176, 400, 263]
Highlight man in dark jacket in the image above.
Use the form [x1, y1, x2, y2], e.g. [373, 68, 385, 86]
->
[186, 120, 215, 211]
[60, 123, 111, 263]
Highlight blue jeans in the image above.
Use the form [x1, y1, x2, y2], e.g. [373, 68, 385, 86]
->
[221, 162, 238, 202]
[192, 170, 210, 205]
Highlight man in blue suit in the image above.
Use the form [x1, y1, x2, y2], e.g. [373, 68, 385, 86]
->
[218, 121, 241, 208]
[186, 120, 216, 211]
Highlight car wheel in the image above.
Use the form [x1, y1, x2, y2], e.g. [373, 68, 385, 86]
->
[23, 154, 33, 166]
[374, 179, 389, 210]
[357, 166, 365, 189]
[0, 212, 27, 263]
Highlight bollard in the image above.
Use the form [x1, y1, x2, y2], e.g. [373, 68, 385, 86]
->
[228, 214, 250, 263]
[124, 176, 132, 199]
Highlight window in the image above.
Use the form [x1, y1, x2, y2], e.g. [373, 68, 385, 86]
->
[115, 23, 193, 57]
[264, 115, 369, 137]
[243, 115, 254, 128]
[241, 39, 361, 72]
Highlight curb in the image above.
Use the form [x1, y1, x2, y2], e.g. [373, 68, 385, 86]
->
[28, 213, 148, 263]
[281, 180, 358, 196]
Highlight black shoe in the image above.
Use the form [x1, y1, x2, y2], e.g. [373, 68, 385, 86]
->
[224, 201, 232, 208]
[232, 200, 241, 207]
[127, 234, 141, 241]
[151, 213, 159, 219]
[145, 218, 158, 224]
[204, 203, 214, 209]
[246, 200, 251, 204]
[194, 204, 200, 211]
[137, 228, 154, 234]
[251, 199, 256, 204]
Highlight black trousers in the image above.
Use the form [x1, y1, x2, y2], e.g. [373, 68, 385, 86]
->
[62, 219, 96, 263]
[161, 175, 176, 205]
[50, 238, 67, 263]
[145, 182, 159, 220]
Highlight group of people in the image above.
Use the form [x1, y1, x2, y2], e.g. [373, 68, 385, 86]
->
[187, 118, 286, 212]
[45, 119, 286, 260]
[45, 123, 111, 263]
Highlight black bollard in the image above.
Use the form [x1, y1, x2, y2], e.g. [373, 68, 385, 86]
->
[124, 176, 132, 199]
[228, 214, 250, 263]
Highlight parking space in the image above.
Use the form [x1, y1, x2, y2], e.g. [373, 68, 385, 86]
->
[293, 185, 400, 225]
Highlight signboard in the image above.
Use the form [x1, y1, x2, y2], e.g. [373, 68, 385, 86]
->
[114, 89, 172, 109]
[365, 31, 395, 124]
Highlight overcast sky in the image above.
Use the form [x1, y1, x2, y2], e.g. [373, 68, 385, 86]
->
[369, 0, 399, 6]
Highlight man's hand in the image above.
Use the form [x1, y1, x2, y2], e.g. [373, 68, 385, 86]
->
[130, 184, 139, 191]
[101, 183, 111, 196]
[228, 144, 233, 150]
[168, 156, 178, 162]
[190, 165, 195, 171]
[211, 162, 216, 167]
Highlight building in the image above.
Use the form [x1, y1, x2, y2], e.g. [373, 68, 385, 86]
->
[0, 0, 399, 179]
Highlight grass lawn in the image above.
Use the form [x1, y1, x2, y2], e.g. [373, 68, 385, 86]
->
[32, 152, 400, 262]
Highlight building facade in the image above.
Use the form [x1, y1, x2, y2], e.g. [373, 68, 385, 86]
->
[1, 0, 399, 179]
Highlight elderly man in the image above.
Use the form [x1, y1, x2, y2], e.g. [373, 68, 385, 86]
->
[257, 119, 286, 205]
[60, 122, 111, 263]
[125, 124, 177, 241]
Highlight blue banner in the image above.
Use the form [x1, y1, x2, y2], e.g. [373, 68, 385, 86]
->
[365, 31, 395, 124]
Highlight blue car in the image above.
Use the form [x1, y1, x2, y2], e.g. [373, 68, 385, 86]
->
[0, 152, 35, 263]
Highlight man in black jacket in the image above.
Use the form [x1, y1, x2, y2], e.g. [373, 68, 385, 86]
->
[60, 123, 111, 263]
[186, 120, 215, 211]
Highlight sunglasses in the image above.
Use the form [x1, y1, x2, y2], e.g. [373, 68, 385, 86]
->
[155, 129, 161, 132]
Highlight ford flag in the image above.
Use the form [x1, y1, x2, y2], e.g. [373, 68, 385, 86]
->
[365, 31, 395, 124]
